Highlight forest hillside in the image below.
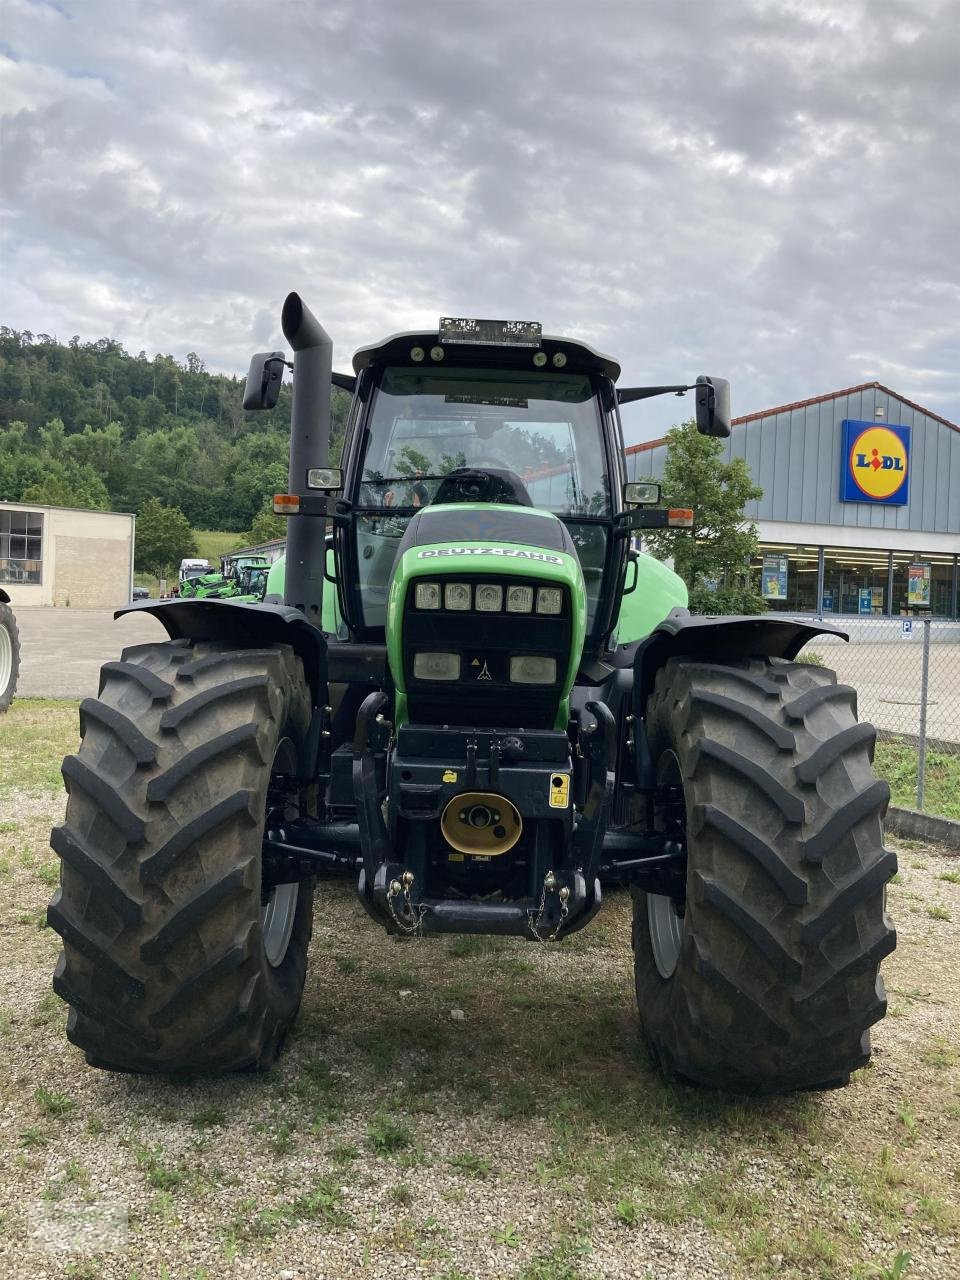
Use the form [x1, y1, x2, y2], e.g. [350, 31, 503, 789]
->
[0, 328, 349, 534]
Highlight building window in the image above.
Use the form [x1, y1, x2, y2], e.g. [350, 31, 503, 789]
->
[891, 552, 956, 616]
[0, 508, 43, 584]
[752, 544, 820, 612]
[821, 547, 889, 615]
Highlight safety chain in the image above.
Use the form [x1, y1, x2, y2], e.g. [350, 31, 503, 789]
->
[527, 870, 570, 943]
[386, 870, 427, 936]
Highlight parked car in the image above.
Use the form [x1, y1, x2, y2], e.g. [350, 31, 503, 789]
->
[131, 586, 150, 601]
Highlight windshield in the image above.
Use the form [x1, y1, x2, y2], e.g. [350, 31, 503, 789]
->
[359, 367, 610, 515]
[352, 366, 612, 632]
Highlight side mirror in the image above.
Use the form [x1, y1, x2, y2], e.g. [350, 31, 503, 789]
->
[623, 481, 661, 507]
[695, 375, 731, 438]
[242, 350, 286, 411]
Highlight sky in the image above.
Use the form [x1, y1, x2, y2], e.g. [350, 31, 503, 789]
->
[2, 0, 958, 444]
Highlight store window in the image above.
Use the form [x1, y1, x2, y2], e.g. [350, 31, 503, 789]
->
[752, 544, 820, 612]
[891, 552, 956, 616]
[0, 508, 43, 584]
[821, 547, 889, 615]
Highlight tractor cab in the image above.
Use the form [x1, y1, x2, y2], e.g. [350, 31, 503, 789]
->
[336, 325, 624, 653]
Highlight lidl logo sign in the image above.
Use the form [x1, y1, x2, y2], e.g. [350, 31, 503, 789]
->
[840, 420, 910, 505]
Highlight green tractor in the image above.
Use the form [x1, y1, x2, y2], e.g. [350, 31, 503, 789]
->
[234, 562, 269, 603]
[48, 296, 895, 1092]
[182, 556, 271, 602]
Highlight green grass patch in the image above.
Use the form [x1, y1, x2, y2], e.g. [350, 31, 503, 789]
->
[873, 739, 960, 819]
[0, 699, 79, 795]
[193, 529, 246, 563]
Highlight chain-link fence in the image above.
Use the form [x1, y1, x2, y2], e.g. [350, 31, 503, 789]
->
[798, 618, 960, 820]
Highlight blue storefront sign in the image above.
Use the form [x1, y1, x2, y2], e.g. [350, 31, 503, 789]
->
[840, 420, 910, 505]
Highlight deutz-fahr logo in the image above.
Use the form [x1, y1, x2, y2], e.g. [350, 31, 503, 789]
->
[417, 547, 564, 564]
[840, 421, 910, 505]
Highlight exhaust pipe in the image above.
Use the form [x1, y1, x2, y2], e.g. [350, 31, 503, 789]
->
[281, 292, 332, 622]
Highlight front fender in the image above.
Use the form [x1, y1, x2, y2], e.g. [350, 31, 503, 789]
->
[116, 598, 328, 705]
[632, 608, 846, 711]
[0, 588, 10, 605]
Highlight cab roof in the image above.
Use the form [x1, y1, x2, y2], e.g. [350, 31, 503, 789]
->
[351, 330, 621, 382]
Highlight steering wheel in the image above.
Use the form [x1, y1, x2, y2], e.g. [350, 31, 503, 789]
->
[433, 467, 533, 507]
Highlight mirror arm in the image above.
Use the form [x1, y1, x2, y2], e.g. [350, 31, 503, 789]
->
[617, 384, 696, 405]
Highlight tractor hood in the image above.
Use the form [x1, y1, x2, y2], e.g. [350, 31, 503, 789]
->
[385, 504, 588, 730]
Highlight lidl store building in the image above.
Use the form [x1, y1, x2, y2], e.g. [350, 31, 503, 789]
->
[626, 381, 960, 619]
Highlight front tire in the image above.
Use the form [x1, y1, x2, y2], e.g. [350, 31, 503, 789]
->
[48, 639, 315, 1073]
[0, 601, 20, 712]
[633, 656, 896, 1094]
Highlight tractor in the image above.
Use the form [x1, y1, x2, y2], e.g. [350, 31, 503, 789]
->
[48, 296, 895, 1092]
[180, 556, 270, 601]
[0, 588, 20, 711]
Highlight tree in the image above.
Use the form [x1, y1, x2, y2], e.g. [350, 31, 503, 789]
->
[244, 500, 287, 546]
[134, 498, 198, 578]
[639, 419, 766, 615]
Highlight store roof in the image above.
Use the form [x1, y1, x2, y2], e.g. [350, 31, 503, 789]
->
[624, 381, 960, 457]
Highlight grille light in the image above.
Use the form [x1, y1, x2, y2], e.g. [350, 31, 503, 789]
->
[510, 655, 557, 685]
[414, 652, 460, 681]
[506, 584, 534, 613]
[415, 582, 440, 609]
[536, 587, 563, 615]
[475, 584, 503, 612]
[444, 582, 471, 611]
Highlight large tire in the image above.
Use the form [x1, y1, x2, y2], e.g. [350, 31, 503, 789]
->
[0, 601, 20, 712]
[48, 639, 315, 1073]
[632, 656, 896, 1094]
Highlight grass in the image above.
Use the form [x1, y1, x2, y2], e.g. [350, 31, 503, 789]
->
[35, 1084, 74, 1118]
[873, 738, 960, 819]
[366, 1113, 414, 1154]
[0, 699, 79, 795]
[193, 528, 247, 564]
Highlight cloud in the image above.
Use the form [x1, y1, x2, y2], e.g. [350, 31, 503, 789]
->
[2, 0, 958, 441]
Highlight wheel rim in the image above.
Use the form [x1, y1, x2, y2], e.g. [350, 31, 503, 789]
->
[0, 622, 11, 696]
[648, 748, 687, 980]
[647, 892, 684, 979]
[261, 736, 299, 968]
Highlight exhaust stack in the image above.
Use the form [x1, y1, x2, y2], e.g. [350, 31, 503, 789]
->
[281, 293, 332, 622]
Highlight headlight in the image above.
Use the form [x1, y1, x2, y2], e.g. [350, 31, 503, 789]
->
[475, 584, 503, 612]
[444, 582, 471, 611]
[415, 582, 440, 609]
[414, 652, 461, 681]
[536, 587, 563, 615]
[510, 655, 557, 685]
[505, 584, 534, 613]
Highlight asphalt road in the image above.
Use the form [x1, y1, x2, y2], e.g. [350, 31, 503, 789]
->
[14, 607, 167, 700]
[12, 607, 960, 742]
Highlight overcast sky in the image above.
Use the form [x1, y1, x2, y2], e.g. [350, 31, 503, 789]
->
[2, 0, 958, 442]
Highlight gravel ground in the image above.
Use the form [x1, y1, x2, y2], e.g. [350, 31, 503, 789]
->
[0, 703, 958, 1280]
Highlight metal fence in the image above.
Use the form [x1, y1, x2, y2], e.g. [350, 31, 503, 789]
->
[798, 617, 960, 820]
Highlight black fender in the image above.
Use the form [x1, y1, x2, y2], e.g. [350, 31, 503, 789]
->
[632, 608, 846, 716]
[0, 588, 10, 605]
[116, 598, 328, 706]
